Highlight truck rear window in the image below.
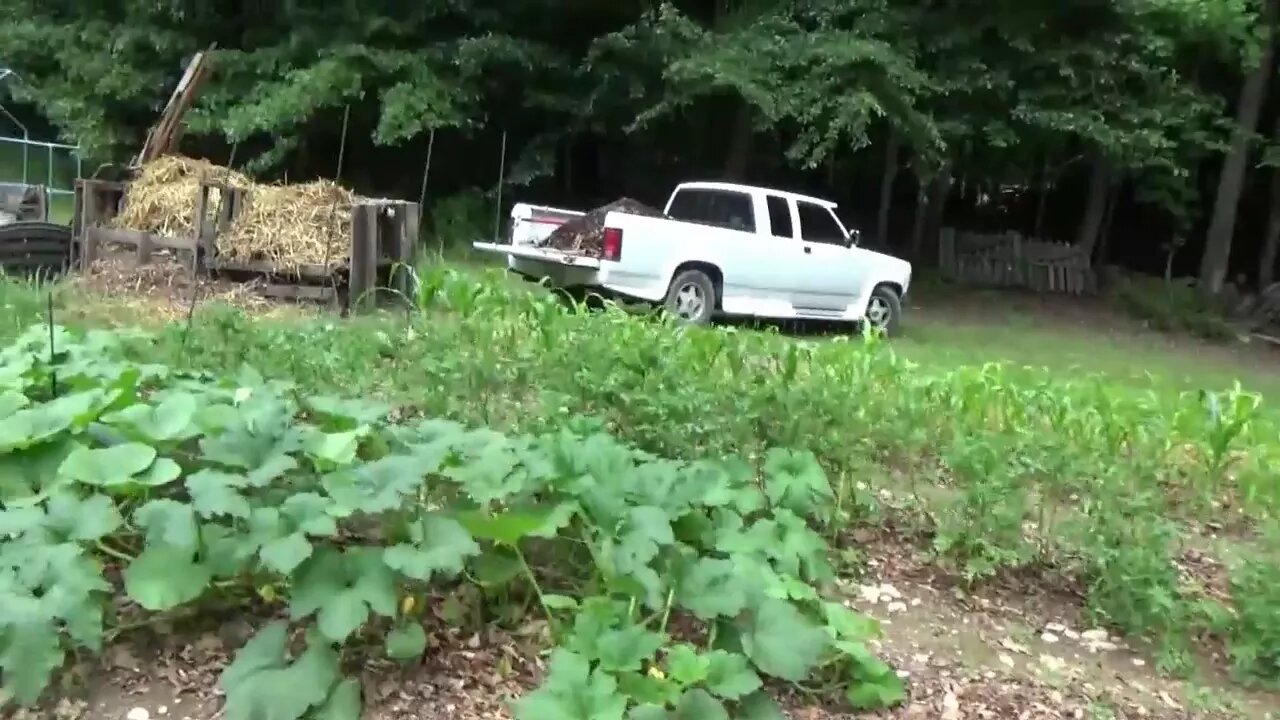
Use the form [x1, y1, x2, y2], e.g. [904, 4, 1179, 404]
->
[667, 189, 756, 233]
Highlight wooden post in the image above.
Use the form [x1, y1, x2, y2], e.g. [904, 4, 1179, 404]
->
[398, 201, 420, 297]
[349, 204, 379, 310]
[134, 231, 154, 267]
[78, 182, 99, 272]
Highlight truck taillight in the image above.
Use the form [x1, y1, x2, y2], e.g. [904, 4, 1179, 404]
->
[601, 227, 623, 261]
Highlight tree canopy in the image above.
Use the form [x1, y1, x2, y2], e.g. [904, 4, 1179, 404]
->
[2, 0, 1278, 286]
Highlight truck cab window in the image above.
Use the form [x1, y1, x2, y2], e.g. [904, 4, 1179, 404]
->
[668, 189, 755, 233]
[766, 195, 793, 238]
[797, 202, 846, 246]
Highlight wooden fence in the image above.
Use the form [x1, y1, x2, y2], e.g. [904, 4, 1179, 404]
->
[938, 228, 1093, 295]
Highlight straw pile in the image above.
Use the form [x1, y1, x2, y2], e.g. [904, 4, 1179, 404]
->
[114, 155, 358, 270]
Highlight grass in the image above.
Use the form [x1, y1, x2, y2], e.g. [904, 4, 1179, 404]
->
[3, 262, 1280, 710]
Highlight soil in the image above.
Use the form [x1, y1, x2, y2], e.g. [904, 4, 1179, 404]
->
[540, 198, 666, 255]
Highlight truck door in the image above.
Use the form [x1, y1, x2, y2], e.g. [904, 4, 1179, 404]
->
[794, 201, 864, 312]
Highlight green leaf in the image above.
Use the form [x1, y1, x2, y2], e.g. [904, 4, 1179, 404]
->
[673, 689, 727, 720]
[105, 392, 198, 442]
[305, 429, 361, 465]
[313, 678, 363, 720]
[45, 492, 121, 541]
[628, 706, 669, 720]
[762, 449, 833, 515]
[385, 622, 427, 661]
[221, 622, 289, 693]
[124, 544, 212, 610]
[511, 649, 627, 720]
[322, 455, 428, 514]
[0, 620, 65, 706]
[738, 692, 786, 720]
[260, 531, 314, 574]
[456, 508, 552, 546]
[247, 454, 298, 486]
[58, 443, 156, 485]
[470, 549, 522, 586]
[665, 644, 709, 685]
[290, 548, 397, 643]
[541, 594, 579, 611]
[676, 558, 747, 620]
[595, 624, 664, 673]
[186, 470, 252, 519]
[221, 625, 340, 720]
[846, 672, 906, 710]
[704, 651, 761, 699]
[738, 598, 828, 681]
[281, 493, 339, 536]
[382, 513, 479, 581]
[134, 499, 200, 550]
[134, 458, 183, 487]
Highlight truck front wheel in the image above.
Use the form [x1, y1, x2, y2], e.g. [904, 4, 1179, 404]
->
[664, 270, 716, 325]
[864, 284, 902, 336]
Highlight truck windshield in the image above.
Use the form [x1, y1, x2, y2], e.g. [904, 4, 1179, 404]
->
[667, 189, 756, 233]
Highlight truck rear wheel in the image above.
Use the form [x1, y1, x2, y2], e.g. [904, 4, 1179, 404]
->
[664, 270, 716, 325]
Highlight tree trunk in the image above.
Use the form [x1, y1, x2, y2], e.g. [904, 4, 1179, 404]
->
[909, 166, 951, 261]
[723, 104, 754, 180]
[1095, 180, 1121, 265]
[875, 130, 901, 246]
[1075, 155, 1112, 258]
[1260, 118, 1280, 287]
[1200, 0, 1277, 295]
[908, 183, 929, 259]
[1033, 155, 1051, 239]
[922, 167, 953, 266]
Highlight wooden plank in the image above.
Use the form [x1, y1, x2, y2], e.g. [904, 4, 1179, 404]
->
[87, 227, 197, 252]
[208, 258, 337, 280]
[259, 284, 336, 301]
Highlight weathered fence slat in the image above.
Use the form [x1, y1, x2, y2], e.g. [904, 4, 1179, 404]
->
[939, 227, 1092, 296]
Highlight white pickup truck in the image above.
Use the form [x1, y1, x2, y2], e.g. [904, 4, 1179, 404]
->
[473, 181, 913, 333]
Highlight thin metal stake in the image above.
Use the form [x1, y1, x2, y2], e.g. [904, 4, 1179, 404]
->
[322, 105, 352, 313]
[46, 292, 57, 398]
[493, 131, 507, 242]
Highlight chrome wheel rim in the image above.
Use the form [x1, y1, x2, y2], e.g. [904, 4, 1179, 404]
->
[674, 282, 706, 320]
[866, 295, 892, 328]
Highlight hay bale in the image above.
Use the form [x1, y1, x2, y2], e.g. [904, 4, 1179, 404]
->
[217, 179, 355, 270]
[115, 155, 359, 271]
[113, 156, 249, 237]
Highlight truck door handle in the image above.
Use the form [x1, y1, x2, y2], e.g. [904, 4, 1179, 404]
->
[803, 246, 812, 254]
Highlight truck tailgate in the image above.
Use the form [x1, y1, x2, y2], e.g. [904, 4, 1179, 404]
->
[472, 242, 601, 268]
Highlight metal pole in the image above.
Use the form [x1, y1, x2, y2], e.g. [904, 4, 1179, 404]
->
[47, 143, 53, 189]
[22, 131, 28, 186]
[493, 131, 507, 242]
